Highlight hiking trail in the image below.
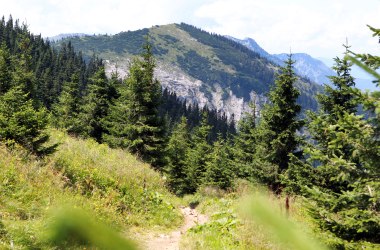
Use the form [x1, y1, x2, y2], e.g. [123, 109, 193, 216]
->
[143, 206, 208, 250]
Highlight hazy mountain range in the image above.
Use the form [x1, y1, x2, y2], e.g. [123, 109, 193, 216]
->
[47, 33, 88, 42]
[226, 36, 335, 85]
[228, 36, 376, 91]
[317, 57, 376, 90]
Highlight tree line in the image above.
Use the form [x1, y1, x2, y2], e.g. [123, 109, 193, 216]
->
[0, 16, 234, 166]
[0, 15, 379, 248]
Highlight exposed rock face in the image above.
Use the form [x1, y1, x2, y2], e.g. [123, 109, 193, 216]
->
[104, 60, 267, 121]
[155, 64, 209, 109]
[56, 24, 321, 122]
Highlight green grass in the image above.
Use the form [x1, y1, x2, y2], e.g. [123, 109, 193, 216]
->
[149, 24, 235, 73]
[180, 182, 285, 250]
[0, 129, 181, 249]
[180, 181, 380, 250]
[1, 130, 378, 249]
[180, 182, 325, 250]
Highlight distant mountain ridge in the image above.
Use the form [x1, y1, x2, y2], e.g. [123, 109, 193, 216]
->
[274, 53, 335, 85]
[230, 36, 376, 90]
[54, 23, 322, 120]
[225, 36, 283, 66]
[318, 57, 377, 90]
[227, 36, 335, 85]
[48, 33, 89, 42]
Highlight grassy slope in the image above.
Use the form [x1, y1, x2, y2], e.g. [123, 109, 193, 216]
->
[180, 183, 380, 250]
[0, 129, 181, 249]
[2, 130, 376, 249]
[0, 129, 308, 250]
[149, 24, 236, 74]
[180, 184, 289, 250]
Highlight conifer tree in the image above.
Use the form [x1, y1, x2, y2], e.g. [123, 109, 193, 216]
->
[184, 112, 212, 193]
[0, 86, 52, 155]
[80, 67, 115, 142]
[233, 101, 258, 178]
[319, 48, 357, 117]
[0, 44, 12, 94]
[254, 55, 302, 190]
[164, 116, 190, 195]
[298, 48, 361, 193]
[102, 82, 130, 146]
[103, 41, 166, 168]
[0, 47, 54, 155]
[204, 134, 234, 190]
[283, 44, 380, 245]
[52, 74, 83, 135]
[12, 33, 38, 104]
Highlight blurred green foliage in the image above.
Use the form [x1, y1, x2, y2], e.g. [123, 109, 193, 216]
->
[46, 207, 136, 249]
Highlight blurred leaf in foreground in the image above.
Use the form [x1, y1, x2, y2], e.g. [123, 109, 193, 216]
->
[46, 207, 136, 250]
[242, 194, 327, 250]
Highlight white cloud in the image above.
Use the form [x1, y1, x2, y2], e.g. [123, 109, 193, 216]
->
[0, 0, 379, 58]
[195, 0, 380, 57]
[0, 0, 205, 35]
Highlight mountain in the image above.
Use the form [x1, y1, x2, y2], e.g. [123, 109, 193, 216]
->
[225, 36, 283, 66]
[48, 33, 89, 41]
[228, 37, 335, 85]
[54, 23, 321, 120]
[273, 53, 335, 85]
[318, 57, 377, 91]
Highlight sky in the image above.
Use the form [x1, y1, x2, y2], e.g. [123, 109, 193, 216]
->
[1, 0, 380, 59]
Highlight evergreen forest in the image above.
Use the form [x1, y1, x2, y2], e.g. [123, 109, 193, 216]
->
[0, 15, 379, 249]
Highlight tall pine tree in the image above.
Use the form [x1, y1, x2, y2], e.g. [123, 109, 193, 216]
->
[80, 67, 116, 142]
[0, 46, 54, 155]
[184, 112, 212, 193]
[319, 48, 357, 118]
[103, 41, 166, 168]
[255, 55, 303, 191]
[164, 116, 190, 195]
[204, 134, 235, 190]
[233, 101, 258, 178]
[52, 74, 83, 135]
[0, 44, 12, 94]
[284, 44, 380, 246]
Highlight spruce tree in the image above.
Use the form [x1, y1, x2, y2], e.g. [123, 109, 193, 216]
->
[255, 55, 302, 190]
[204, 134, 234, 190]
[11, 33, 38, 104]
[0, 47, 54, 155]
[302, 111, 380, 245]
[102, 82, 130, 146]
[103, 42, 166, 168]
[319, 47, 357, 118]
[283, 44, 380, 245]
[80, 67, 115, 142]
[52, 74, 83, 135]
[164, 116, 190, 195]
[184, 112, 212, 193]
[0, 86, 52, 155]
[301, 50, 361, 193]
[0, 44, 12, 94]
[233, 101, 258, 178]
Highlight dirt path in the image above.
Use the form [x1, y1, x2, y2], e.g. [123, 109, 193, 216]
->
[143, 206, 208, 250]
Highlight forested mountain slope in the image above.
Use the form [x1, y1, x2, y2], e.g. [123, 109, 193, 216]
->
[56, 23, 322, 120]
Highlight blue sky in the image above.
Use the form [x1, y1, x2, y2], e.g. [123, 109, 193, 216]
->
[1, 0, 379, 59]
